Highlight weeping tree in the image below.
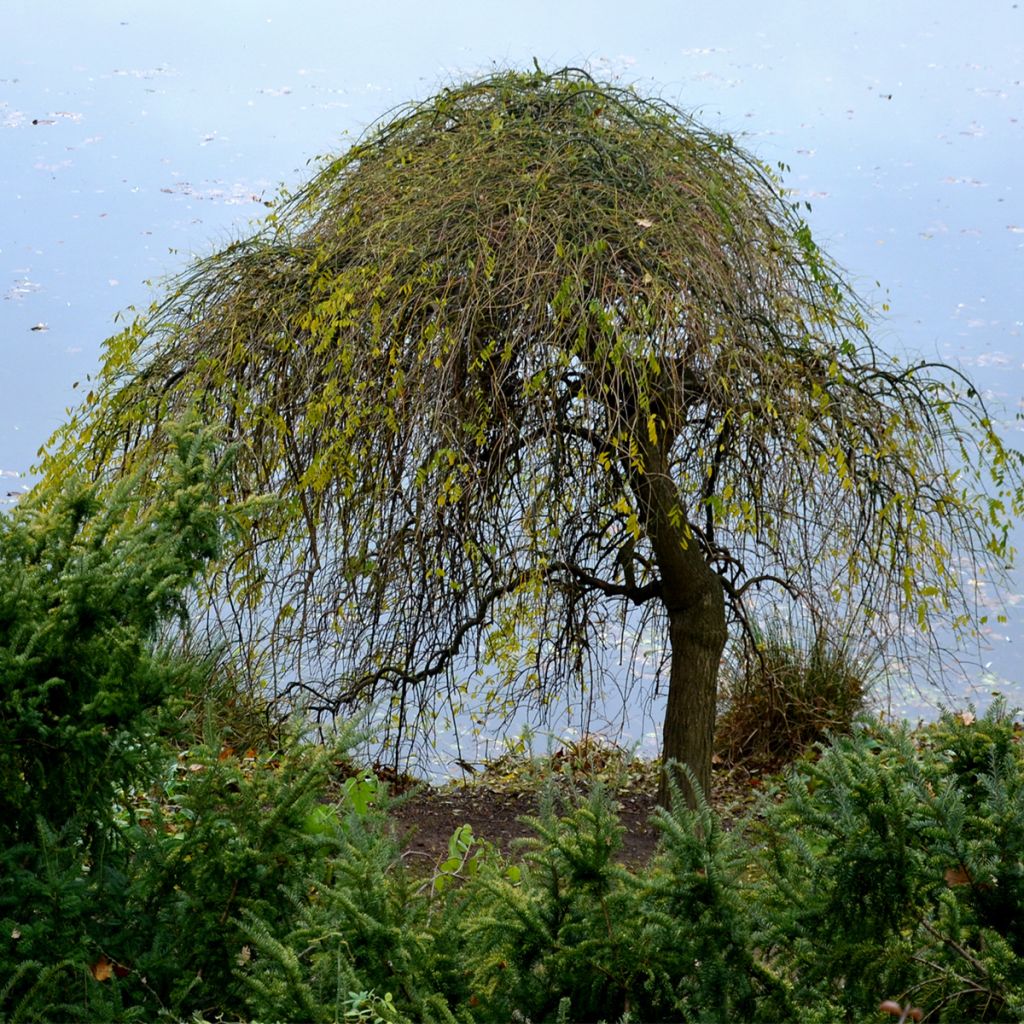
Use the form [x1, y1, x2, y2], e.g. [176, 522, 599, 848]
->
[45, 67, 1020, 803]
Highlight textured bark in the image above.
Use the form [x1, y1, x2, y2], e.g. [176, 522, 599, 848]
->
[628, 439, 729, 808]
[658, 579, 727, 808]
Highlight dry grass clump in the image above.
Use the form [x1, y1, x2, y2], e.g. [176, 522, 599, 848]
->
[716, 622, 871, 770]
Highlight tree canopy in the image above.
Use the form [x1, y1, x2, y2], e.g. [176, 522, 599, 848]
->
[45, 67, 1021, 800]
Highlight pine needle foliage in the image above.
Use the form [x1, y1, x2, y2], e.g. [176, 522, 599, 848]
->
[466, 787, 633, 1020]
[13, 703, 1008, 1022]
[453, 779, 787, 1022]
[0, 419, 231, 1020]
[42, 65, 1022, 800]
[0, 417, 229, 851]
[118, 734, 359, 1019]
[639, 770, 794, 1020]
[235, 808, 467, 1024]
[0, 959, 106, 1024]
[759, 703, 1024, 1021]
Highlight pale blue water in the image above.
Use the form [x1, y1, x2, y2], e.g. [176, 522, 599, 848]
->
[2, 1, 1022, 759]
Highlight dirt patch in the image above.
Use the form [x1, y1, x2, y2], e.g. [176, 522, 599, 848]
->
[392, 782, 661, 870]
[382, 760, 771, 870]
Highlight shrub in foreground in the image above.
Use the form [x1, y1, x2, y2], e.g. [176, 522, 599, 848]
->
[0, 420, 227, 852]
[0, 420, 231, 1020]
[455, 782, 792, 1023]
[759, 701, 1024, 1021]
[236, 706, 1024, 1023]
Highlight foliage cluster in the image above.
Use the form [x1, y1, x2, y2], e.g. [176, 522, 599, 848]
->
[8, 631, 1024, 1023]
[0, 418, 226, 853]
[759, 703, 1024, 1021]
[2, 438, 1022, 1020]
[229, 706, 1024, 1024]
[41, 67, 1023, 801]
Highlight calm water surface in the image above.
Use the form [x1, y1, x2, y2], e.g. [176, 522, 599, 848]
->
[2, 1, 1022, 757]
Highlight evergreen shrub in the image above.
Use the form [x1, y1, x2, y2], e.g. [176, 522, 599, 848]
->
[117, 734, 360, 1019]
[0, 420, 230, 1019]
[0, 419, 227, 851]
[460, 780, 791, 1022]
[759, 701, 1024, 1021]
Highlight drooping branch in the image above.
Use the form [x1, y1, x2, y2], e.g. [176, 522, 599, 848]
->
[559, 557, 663, 606]
[42, 65, 1021, 776]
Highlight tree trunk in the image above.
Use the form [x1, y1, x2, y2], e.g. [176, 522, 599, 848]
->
[658, 577, 727, 808]
[626, 438, 728, 809]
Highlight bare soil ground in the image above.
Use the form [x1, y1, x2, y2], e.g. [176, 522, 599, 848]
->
[380, 760, 772, 869]
[392, 781, 661, 869]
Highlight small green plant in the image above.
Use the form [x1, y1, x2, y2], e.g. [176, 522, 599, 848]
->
[343, 772, 386, 816]
[430, 823, 519, 897]
[340, 989, 401, 1022]
[301, 771, 385, 838]
[716, 618, 871, 768]
[432, 824, 483, 895]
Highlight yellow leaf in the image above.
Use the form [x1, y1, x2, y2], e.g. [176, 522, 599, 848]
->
[626, 512, 641, 540]
[91, 956, 113, 982]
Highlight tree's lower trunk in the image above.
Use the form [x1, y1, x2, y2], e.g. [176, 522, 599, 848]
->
[657, 574, 727, 808]
[624, 435, 728, 809]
